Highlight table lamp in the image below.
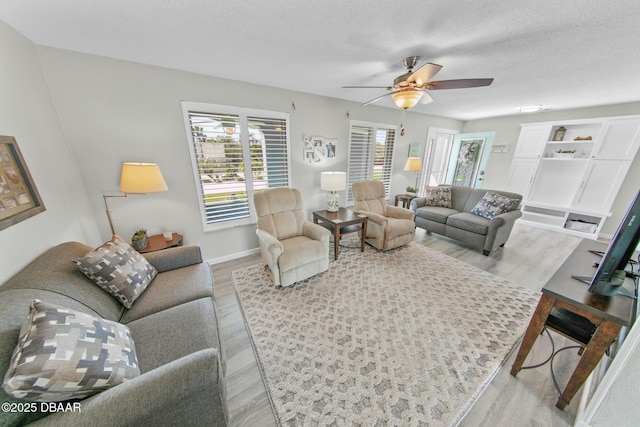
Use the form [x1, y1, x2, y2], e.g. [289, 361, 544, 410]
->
[403, 157, 422, 194]
[320, 171, 346, 212]
[103, 162, 168, 235]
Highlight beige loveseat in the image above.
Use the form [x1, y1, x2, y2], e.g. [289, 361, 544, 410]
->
[411, 186, 522, 255]
[0, 242, 227, 426]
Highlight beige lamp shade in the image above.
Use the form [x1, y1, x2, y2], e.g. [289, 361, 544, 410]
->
[391, 89, 424, 110]
[119, 162, 168, 194]
[403, 157, 422, 172]
[320, 171, 347, 191]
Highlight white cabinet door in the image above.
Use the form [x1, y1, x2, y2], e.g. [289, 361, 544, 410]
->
[527, 160, 587, 207]
[572, 160, 631, 213]
[513, 125, 551, 158]
[506, 157, 539, 199]
[592, 118, 640, 160]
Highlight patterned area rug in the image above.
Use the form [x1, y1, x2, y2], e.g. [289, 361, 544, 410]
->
[232, 242, 539, 426]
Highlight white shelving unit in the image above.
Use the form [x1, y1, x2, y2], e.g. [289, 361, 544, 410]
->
[507, 115, 640, 238]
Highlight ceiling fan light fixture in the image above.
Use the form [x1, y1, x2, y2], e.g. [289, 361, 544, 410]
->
[391, 89, 423, 110]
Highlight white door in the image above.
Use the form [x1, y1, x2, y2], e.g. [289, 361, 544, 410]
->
[422, 127, 457, 191]
[445, 132, 495, 188]
[572, 160, 631, 213]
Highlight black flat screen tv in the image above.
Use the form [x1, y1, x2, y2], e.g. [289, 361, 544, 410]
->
[573, 188, 640, 298]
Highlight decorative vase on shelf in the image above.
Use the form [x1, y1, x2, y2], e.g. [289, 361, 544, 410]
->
[131, 229, 148, 250]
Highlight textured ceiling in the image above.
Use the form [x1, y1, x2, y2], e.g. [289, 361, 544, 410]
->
[1, 0, 639, 120]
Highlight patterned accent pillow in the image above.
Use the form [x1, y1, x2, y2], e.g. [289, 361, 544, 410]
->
[470, 191, 520, 219]
[73, 235, 157, 308]
[3, 300, 140, 401]
[425, 186, 452, 208]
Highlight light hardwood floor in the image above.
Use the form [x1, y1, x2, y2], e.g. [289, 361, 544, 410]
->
[212, 223, 589, 426]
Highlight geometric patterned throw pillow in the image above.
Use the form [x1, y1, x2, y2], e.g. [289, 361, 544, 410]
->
[470, 191, 520, 219]
[424, 185, 452, 208]
[2, 300, 140, 402]
[72, 235, 157, 308]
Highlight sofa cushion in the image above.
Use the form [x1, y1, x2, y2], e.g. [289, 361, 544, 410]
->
[126, 298, 222, 374]
[447, 212, 490, 235]
[120, 263, 215, 323]
[73, 236, 157, 309]
[424, 186, 452, 208]
[470, 191, 520, 219]
[415, 206, 459, 224]
[3, 300, 139, 402]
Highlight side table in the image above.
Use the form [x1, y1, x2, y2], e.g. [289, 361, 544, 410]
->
[394, 193, 417, 209]
[313, 208, 368, 260]
[138, 233, 183, 253]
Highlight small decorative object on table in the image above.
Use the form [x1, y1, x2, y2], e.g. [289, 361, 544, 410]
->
[405, 186, 417, 195]
[131, 228, 148, 250]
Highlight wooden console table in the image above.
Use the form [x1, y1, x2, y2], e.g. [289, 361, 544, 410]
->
[510, 239, 636, 410]
[313, 208, 367, 260]
[138, 233, 183, 253]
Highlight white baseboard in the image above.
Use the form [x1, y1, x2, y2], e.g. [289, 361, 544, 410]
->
[205, 247, 260, 265]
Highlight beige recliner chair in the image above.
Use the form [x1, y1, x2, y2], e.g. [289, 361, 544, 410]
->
[254, 187, 331, 287]
[352, 181, 416, 250]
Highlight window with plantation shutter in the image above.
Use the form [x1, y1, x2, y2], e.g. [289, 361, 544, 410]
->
[347, 121, 397, 202]
[182, 102, 290, 230]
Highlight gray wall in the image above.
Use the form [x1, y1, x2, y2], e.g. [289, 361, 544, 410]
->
[0, 21, 100, 284]
[463, 104, 640, 236]
[35, 46, 462, 263]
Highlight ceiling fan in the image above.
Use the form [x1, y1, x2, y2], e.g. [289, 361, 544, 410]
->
[343, 56, 494, 110]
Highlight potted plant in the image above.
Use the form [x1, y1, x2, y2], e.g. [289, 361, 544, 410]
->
[553, 149, 577, 158]
[406, 186, 417, 195]
[131, 228, 149, 250]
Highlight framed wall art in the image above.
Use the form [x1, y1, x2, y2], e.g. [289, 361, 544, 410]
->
[0, 136, 46, 231]
[302, 135, 337, 164]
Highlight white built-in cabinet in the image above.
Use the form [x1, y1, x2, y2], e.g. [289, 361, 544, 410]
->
[507, 115, 640, 238]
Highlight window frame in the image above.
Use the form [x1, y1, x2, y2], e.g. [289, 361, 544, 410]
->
[346, 120, 398, 203]
[181, 101, 291, 231]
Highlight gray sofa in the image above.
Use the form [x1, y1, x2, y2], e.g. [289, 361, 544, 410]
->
[0, 242, 227, 427]
[410, 186, 523, 255]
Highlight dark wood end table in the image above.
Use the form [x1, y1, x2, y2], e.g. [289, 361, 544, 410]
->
[313, 208, 368, 260]
[394, 193, 417, 208]
[138, 233, 184, 253]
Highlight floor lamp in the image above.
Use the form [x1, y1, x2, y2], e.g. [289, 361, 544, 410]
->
[103, 162, 168, 236]
[404, 157, 422, 194]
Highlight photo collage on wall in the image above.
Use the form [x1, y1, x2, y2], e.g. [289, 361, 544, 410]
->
[303, 136, 337, 164]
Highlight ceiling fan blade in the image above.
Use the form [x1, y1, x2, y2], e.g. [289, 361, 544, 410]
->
[406, 63, 443, 85]
[419, 91, 433, 104]
[427, 78, 494, 90]
[360, 92, 392, 107]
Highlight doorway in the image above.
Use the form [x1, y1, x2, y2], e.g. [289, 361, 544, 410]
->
[422, 129, 495, 192]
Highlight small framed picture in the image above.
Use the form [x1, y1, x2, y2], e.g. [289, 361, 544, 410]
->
[408, 143, 421, 157]
[0, 136, 46, 230]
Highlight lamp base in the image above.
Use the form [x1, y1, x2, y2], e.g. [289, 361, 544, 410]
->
[327, 191, 339, 212]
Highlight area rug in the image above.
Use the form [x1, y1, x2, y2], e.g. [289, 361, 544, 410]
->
[232, 242, 540, 426]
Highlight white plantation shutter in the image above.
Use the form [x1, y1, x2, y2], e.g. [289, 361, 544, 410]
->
[182, 102, 290, 230]
[347, 121, 397, 202]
